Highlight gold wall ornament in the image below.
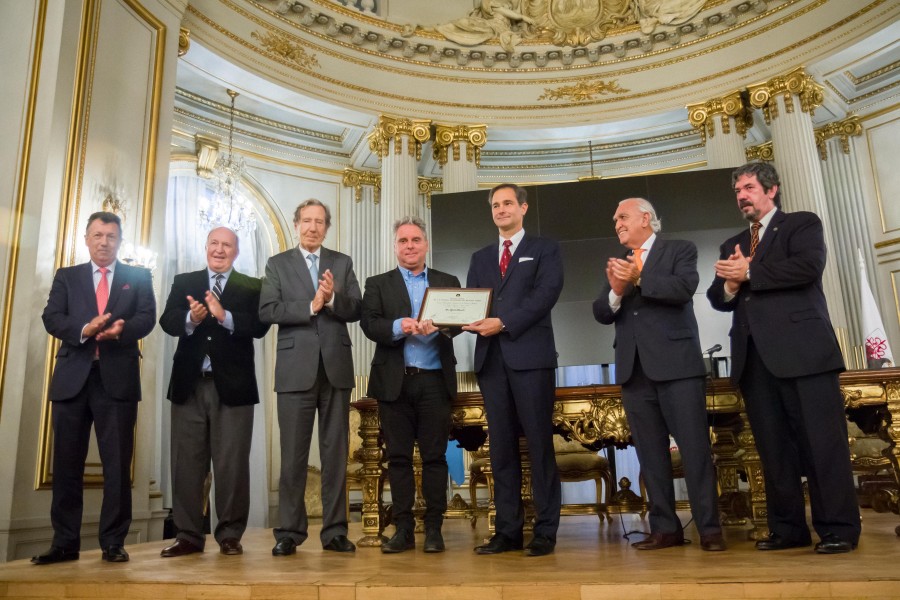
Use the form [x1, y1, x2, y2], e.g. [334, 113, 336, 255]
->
[686, 90, 753, 142]
[417, 176, 443, 209]
[432, 124, 488, 167]
[367, 115, 432, 160]
[747, 66, 825, 124]
[531, 0, 635, 47]
[178, 27, 190, 56]
[342, 167, 381, 204]
[814, 115, 863, 161]
[746, 141, 774, 163]
[538, 79, 629, 102]
[250, 29, 320, 69]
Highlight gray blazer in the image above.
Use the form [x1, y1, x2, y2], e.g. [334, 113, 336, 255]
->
[259, 247, 362, 392]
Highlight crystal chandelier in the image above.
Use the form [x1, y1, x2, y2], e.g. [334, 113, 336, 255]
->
[198, 89, 257, 233]
[119, 242, 158, 272]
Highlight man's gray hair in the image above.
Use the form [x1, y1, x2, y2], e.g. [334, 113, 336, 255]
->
[393, 215, 428, 241]
[620, 197, 662, 233]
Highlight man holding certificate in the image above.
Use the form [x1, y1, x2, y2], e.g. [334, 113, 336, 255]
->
[361, 216, 461, 554]
[464, 183, 564, 557]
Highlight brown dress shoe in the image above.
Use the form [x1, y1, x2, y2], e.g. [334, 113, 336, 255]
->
[219, 538, 243, 555]
[160, 538, 203, 558]
[700, 532, 727, 551]
[631, 532, 684, 550]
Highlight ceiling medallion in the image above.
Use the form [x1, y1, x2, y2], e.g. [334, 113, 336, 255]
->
[538, 79, 629, 102]
[251, 29, 320, 69]
[532, 0, 631, 47]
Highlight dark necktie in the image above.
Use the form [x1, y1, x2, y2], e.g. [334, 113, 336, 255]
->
[499, 240, 512, 278]
[212, 273, 224, 301]
[750, 222, 762, 258]
[308, 254, 319, 289]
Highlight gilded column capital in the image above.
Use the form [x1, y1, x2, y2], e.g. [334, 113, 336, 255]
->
[417, 177, 443, 209]
[178, 28, 191, 57]
[367, 115, 432, 161]
[342, 168, 382, 204]
[745, 141, 774, 163]
[194, 134, 220, 179]
[814, 116, 863, 161]
[686, 91, 752, 141]
[747, 66, 824, 124]
[432, 124, 488, 167]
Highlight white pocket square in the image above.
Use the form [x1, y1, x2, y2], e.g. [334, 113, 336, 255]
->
[519, 257, 534, 262]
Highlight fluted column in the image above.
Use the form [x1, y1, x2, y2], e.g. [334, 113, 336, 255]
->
[368, 115, 431, 272]
[433, 124, 487, 193]
[816, 117, 873, 367]
[748, 67, 851, 356]
[343, 168, 381, 385]
[687, 91, 752, 169]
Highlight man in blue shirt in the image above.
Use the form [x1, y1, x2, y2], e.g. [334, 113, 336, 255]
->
[361, 216, 461, 553]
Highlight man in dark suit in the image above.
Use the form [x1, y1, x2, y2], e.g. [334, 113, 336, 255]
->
[260, 199, 362, 555]
[463, 183, 563, 557]
[158, 227, 269, 558]
[361, 216, 461, 554]
[707, 162, 860, 554]
[35, 211, 156, 565]
[594, 198, 725, 552]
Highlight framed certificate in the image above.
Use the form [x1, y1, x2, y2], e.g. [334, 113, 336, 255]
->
[417, 288, 492, 327]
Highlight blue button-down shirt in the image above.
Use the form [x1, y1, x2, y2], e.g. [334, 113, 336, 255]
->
[391, 266, 441, 370]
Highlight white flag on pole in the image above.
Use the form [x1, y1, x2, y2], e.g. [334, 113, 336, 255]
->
[858, 248, 894, 368]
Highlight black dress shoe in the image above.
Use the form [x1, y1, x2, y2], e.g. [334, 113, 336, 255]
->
[323, 534, 356, 553]
[102, 545, 129, 563]
[424, 529, 445, 553]
[755, 533, 811, 551]
[524, 535, 555, 557]
[31, 546, 79, 565]
[474, 533, 523, 555]
[631, 532, 684, 550]
[382, 529, 415, 554]
[272, 538, 297, 556]
[815, 533, 856, 554]
[219, 538, 243, 556]
[160, 538, 203, 558]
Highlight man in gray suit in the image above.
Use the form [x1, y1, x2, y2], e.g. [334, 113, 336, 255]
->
[594, 198, 724, 552]
[259, 199, 362, 554]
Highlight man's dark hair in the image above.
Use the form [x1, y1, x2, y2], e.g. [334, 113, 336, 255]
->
[488, 183, 527, 206]
[86, 211, 122, 233]
[732, 162, 782, 208]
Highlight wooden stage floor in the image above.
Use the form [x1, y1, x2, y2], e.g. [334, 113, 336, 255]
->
[2, 511, 899, 599]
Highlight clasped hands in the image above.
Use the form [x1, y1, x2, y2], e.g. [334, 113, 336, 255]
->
[605, 256, 641, 296]
[187, 289, 226, 324]
[85, 313, 124, 341]
[311, 269, 335, 314]
[399, 317, 441, 336]
[714, 244, 752, 294]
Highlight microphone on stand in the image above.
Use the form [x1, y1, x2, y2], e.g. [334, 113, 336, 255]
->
[704, 344, 722, 378]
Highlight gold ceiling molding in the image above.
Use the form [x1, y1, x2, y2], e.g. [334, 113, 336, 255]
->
[483, 129, 695, 157]
[537, 79, 629, 102]
[432, 124, 487, 167]
[686, 90, 753, 141]
[746, 141, 774, 162]
[479, 142, 706, 170]
[747, 66, 825, 124]
[342, 167, 381, 204]
[251, 28, 320, 69]
[368, 115, 432, 160]
[814, 115, 863, 161]
[418, 176, 443, 209]
[178, 27, 190, 56]
[844, 60, 900, 86]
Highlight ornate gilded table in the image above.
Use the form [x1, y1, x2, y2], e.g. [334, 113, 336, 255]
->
[351, 369, 900, 547]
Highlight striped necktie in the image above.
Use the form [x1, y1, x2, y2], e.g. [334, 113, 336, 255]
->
[212, 273, 224, 301]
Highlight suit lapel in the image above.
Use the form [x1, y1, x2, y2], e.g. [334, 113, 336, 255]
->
[219, 269, 240, 305]
[499, 235, 529, 291]
[104, 261, 126, 314]
[290, 247, 317, 295]
[752, 210, 785, 262]
[389, 268, 413, 316]
[641, 238, 663, 274]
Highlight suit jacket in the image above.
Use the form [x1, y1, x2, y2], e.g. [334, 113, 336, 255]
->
[466, 234, 564, 372]
[159, 269, 270, 406]
[706, 210, 844, 381]
[259, 247, 362, 392]
[42, 260, 156, 401]
[593, 238, 706, 384]
[361, 267, 461, 402]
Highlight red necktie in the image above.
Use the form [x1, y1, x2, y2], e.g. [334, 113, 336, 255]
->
[750, 222, 762, 258]
[96, 267, 109, 314]
[499, 240, 512, 278]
